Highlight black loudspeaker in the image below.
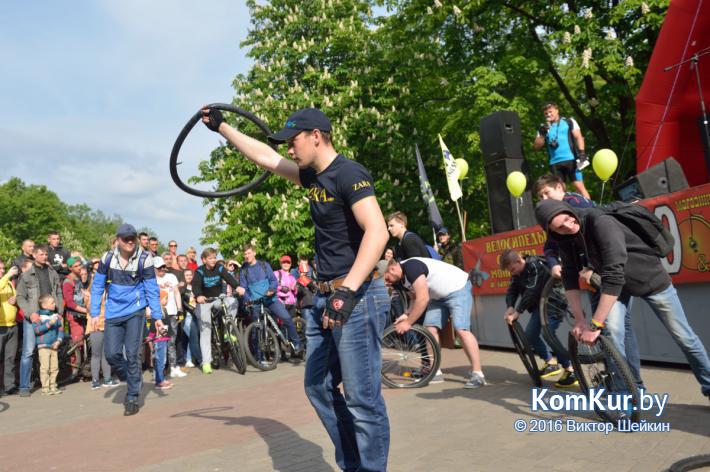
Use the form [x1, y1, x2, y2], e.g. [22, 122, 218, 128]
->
[484, 158, 536, 234]
[616, 157, 689, 202]
[480, 111, 524, 163]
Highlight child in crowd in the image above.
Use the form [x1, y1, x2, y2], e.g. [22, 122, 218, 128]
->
[501, 249, 578, 388]
[33, 294, 64, 395]
[148, 296, 173, 390]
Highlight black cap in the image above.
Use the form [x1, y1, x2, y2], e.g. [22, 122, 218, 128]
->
[436, 227, 449, 235]
[116, 223, 138, 238]
[267, 108, 332, 144]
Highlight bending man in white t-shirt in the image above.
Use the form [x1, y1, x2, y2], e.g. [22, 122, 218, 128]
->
[384, 257, 485, 388]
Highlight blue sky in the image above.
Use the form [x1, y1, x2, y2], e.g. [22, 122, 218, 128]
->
[0, 1, 253, 256]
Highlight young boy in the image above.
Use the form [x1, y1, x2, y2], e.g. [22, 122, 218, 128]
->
[148, 297, 173, 390]
[33, 294, 65, 395]
[501, 249, 578, 388]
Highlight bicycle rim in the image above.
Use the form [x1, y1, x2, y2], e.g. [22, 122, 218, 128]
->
[508, 320, 542, 387]
[569, 333, 641, 424]
[381, 325, 441, 388]
[245, 322, 280, 371]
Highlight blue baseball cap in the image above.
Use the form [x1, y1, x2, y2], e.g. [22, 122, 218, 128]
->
[116, 223, 138, 238]
[267, 108, 332, 144]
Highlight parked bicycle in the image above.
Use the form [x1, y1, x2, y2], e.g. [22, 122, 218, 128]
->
[244, 297, 302, 371]
[380, 287, 441, 389]
[206, 294, 247, 375]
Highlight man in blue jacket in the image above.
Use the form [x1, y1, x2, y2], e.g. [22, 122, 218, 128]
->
[238, 244, 301, 357]
[90, 224, 162, 416]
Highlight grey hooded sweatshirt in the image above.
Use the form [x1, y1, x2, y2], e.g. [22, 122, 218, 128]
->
[534, 199, 671, 298]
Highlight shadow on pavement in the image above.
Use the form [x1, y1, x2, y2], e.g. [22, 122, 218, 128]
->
[0, 401, 8, 413]
[171, 407, 331, 471]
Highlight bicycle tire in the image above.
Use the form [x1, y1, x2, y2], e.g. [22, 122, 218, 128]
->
[170, 103, 273, 199]
[381, 324, 442, 389]
[244, 321, 280, 371]
[540, 277, 603, 364]
[210, 322, 222, 370]
[569, 333, 641, 423]
[508, 320, 543, 387]
[666, 454, 710, 472]
[226, 321, 247, 375]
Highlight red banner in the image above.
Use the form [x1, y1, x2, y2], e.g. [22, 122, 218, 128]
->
[463, 183, 710, 295]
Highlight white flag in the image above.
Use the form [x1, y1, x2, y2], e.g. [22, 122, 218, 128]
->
[438, 134, 462, 201]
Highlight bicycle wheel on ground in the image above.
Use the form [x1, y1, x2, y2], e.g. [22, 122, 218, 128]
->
[244, 321, 280, 371]
[569, 333, 640, 423]
[508, 319, 542, 387]
[381, 325, 441, 389]
[665, 454, 710, 472]
[225, 321, 247, 375]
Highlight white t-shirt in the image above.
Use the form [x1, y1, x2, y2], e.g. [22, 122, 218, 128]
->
[157, 273, 179, 315]
[400, 258, 469, 300]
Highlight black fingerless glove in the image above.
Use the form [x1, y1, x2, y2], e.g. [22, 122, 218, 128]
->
[203, 108, 224, 132]
[325, 287, 356, 325]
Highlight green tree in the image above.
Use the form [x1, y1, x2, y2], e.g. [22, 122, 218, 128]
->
[196, 0, 666, 256]
[0, 177, 157, 261]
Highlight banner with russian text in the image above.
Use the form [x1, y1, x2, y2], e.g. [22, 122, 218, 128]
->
[462, 183, 710, 295]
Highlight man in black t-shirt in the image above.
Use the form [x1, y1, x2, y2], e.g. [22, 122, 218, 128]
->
[385, 211, 430, 261]
[192, 247, 239, 374]
[202, 106, 391, 472]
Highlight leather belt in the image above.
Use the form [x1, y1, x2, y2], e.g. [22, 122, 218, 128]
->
[316, 271, 380, 294]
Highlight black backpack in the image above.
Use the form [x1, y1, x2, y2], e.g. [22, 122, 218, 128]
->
[597, 202, 674, 257]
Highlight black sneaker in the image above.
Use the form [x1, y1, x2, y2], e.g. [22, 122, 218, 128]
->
[124, 399, 140, 416]
[540, 363, 563, 379]
[4, 387, 18, 396]
[554, 371, 579, 388]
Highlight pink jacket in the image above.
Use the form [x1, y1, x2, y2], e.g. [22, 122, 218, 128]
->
[273, 270, 297, 306]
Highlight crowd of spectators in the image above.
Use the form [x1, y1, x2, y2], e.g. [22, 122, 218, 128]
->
[0, 231, 324, 398]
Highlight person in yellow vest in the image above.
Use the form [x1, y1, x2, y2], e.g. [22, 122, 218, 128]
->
[0, 261, 20, 395]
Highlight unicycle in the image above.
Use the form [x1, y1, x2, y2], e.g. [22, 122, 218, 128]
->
[569, 333, 640, 423]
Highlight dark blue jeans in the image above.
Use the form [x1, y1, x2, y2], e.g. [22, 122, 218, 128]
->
[104, 310, 145, 401]
[525, 308, 571, 368]
[304, 278, 390, 472]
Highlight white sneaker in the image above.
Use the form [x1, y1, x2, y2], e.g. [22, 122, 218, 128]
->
[185, 361, 195, 368]
[170, 367, 187, 378]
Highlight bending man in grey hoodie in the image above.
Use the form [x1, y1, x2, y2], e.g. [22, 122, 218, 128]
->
[535, 199, 710, 401]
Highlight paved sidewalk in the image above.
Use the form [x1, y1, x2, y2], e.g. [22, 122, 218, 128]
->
[0, 348, 708, 471]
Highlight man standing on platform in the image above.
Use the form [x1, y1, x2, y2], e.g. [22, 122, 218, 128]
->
[533, 102, 591, 199]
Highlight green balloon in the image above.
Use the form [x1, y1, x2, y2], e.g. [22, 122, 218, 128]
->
[506, 171, 526, 197]
[592, 149, 618, 181]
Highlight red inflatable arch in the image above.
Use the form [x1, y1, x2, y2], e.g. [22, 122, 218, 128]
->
[636, 0, 710, 186]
